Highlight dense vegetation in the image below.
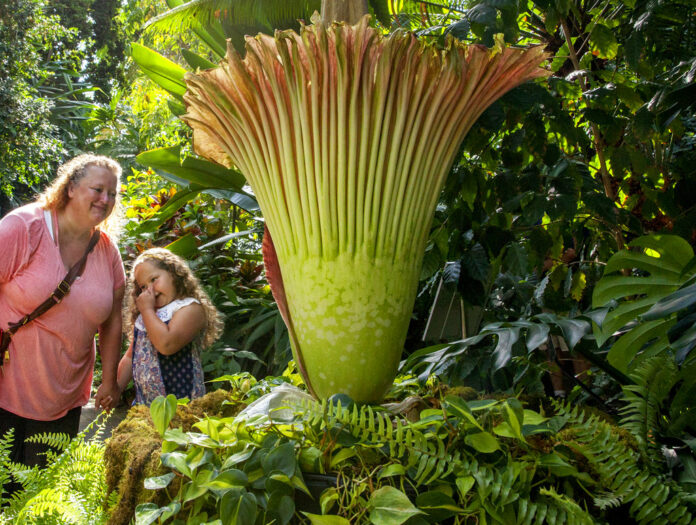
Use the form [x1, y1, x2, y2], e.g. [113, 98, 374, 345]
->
[0, 0, 695, 523]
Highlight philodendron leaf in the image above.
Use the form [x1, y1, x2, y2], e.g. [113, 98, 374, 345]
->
[203, 469, 248, 492]
[464, 431, 501, 453]
[642, 280, 696, 320]
[220, 490, 257, 525]
[415, 491, 463, 522]
[261, 442, 297, 477]
[301, 513, 351, 525]
[367, 486, 424, 525]
[150, 394, 177, 437]
[144, 472, 176, 490]
[134, 503, 165, 525]
[160, 451, 192, 478]
[166, 233, 198, 259]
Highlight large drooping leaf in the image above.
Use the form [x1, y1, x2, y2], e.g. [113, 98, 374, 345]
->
[135, 146, 258, 225]
[137, 146, 246, 188]
[145, 0, 320, 34]
[592, 235, 695, 372]
[131, 43, 187, 100]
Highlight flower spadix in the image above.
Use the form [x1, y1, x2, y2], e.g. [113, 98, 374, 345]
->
[183, 16, 549, 403]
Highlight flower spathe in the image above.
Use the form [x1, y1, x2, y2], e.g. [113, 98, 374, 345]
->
[183, 15, 550, 402]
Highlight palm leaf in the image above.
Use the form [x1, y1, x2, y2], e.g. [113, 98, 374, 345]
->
[145, 0, 320, 34]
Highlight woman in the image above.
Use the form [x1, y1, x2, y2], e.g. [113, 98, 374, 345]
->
[0, 154, 125, 473]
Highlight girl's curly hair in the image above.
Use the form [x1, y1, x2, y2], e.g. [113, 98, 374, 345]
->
[124, 248, 223, 348]
[37, 154, 123, 241]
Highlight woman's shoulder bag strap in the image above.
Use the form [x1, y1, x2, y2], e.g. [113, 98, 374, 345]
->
[0, 230, 101, 372]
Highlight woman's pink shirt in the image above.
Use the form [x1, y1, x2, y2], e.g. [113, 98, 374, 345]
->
[0, 203, 125, 420]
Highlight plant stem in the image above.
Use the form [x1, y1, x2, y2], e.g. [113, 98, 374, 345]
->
[560, 18, 624, 250]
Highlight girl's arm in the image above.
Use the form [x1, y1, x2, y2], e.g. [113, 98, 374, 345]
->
[95, 284, 125, 411]
[117, 341, 133, 391]
[140, 302, 206, 356]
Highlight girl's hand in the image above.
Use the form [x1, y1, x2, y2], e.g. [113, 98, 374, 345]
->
[136, 286, 157, 312]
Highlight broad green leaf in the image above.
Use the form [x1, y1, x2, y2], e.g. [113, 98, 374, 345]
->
[493, 421, 516, 438]
[491, 327, 520, 369]
[136, 187, 201, 234]
[455, 476, 475, 499]
[220, 490, 257, 525]
[671, 323, 696, 365]
[378, 464, 407, 479]
[166, 233, 198, 258]
[539, 453, 580, 476]
[159, 501, 181, 521]
[593, 276, 678, 306]
[135, 503, 165, 525]
[608, 318, 673, 372]
[525, 323, 550, 351]
[203, 469, 248, 492]
[144, 472, 176, 490]
[261, 442, 297, 477]
[642, 281, 696, 320]
[464, 431, 501, 453]
[535, 315, 591, 349]
[502, 398, 525, 442]
[131, 43, 187, 98]
[466, 399, 498, 411]
[415, 491, 463, 522]
[301, 513, 351, 525]
[150, 394, 177, 436]
[629, 235, 693, 269]
[137, 146, 246, 189]
[463, 243, 490, 282]
[367, 486, 424, 525]
[268, 493, 294, 525]
[504, 243, 528, 275]
[182, 48, 218, 70]
[183, 480, 208, 503]
[595, 296, 661, 345]
[329, 447, 357, 469]
[160, 451, 192, 478]
[522, 409, 548, 425]
[443, 396, 483, 430]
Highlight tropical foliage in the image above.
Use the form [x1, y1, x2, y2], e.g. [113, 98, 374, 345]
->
[0, 416, 116, 524]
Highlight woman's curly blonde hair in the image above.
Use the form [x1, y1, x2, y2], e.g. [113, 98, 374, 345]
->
[37, 154, 123, 241]
[124, 248, 223, 349]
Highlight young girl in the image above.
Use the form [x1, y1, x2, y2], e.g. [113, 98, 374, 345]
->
[116, 248, 223, 405]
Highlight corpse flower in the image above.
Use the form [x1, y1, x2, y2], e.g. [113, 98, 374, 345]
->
[182, 15, 549, 402]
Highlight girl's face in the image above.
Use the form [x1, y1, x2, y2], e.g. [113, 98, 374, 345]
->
[134, 260, 178, 309]
[67, 166, 118, 227]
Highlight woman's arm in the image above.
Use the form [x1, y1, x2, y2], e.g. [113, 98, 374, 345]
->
[95, 284, 125, 411]
[117, 341, 133, 392]
[140, 302, 206, 356]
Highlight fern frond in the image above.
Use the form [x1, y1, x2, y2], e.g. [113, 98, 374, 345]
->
[294, 398, 461, 486]
[24, 432, 73, 452]
[16, 488, 85, 524]
[554, 400, 694, 525]
[593, 491, 622, 510]
[0, 428, 15, 505]
[1, 412, 113, 523]
[619, 355, 677, 470]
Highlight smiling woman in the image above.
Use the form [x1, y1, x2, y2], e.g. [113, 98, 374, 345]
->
[0, 154, 126, 494]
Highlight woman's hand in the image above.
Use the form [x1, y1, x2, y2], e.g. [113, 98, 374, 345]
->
[95, 382, 120, 412]
[136, 286, 157, 313]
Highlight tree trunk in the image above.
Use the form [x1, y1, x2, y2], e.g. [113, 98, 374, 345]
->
[321, 0, 368, 24]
